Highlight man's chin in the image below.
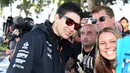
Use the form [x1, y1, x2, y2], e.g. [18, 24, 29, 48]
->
[62, 35, 70, 39]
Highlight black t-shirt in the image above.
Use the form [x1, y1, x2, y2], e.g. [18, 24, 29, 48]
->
[73, 45, 95, 73]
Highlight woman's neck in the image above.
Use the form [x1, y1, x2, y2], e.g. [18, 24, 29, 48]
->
[112, 69, 115, 73]
[110, 60, 114, 65]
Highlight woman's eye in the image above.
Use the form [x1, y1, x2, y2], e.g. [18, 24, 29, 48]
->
[111, 40, 116, 43]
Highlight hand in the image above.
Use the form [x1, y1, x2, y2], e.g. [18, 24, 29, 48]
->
[13, 29, 20, 42]
[12, 29, 20, 36]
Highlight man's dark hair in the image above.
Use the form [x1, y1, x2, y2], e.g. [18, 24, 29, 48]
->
[24, 17, 34, 22]
[11, 17, 33, 38]
[82, 11, 92, 18]
[56, 2, 83, 19]
[120, 17, 129, 23]
[24, 17, 34, 26]
[91, 5, 114, 18]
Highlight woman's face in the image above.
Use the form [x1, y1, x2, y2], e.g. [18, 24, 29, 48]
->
[99, 32, 117, 61]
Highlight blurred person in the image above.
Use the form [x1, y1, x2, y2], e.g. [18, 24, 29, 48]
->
[6, 16, 24, 55]
[66, 24, 97, 73]
[91, 5, 122, 33]
[95, 27, 122, 73]
[119, 17, 130, 37]
[3, 16, 13, 38]
[0, 29, 5, 45]
[65, 31, 81, 73]
[6, 16, 34, 62]
[76, 24, 97, 73]
[24, 17, 34, 26]
[7, 2, 82, 73]
[8, 29, 20, 61]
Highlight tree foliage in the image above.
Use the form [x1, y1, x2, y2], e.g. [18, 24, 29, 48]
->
[0, 0, 10, 8]
[17, 0, 33, 17]
[16, 0, 52, 17]
[0, 0, 128, 17]
[0, 0, 16, 8]
[101, 0, 116, 5]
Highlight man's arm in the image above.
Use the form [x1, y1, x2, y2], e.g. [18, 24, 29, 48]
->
[6, 30, 44, 73]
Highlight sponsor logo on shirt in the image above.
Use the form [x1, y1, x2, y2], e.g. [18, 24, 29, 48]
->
[16, 53, 28, 59]
[46, 41, 52, 59]
[13, 42, 29, 69]
[22, 42, 29, 49]
[46, 41, 52, 47]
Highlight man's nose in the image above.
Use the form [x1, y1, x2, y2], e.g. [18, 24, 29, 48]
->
[69, 24, 75, 32]
[96, 20, 102, 25]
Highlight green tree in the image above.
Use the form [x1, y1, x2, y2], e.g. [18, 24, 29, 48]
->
[0, 0, 16, 9]
[0, 0, 16, 16]
[86, 0, 101, 12]
[57, 0, 84, 6]
[17, 0, 33, 17]
[0, 8, 2, 16]
[17, 0, 52, 17]
[34, 0, 51, 14]
[0, 0, 10, 8]
[83, 0, 118, 12]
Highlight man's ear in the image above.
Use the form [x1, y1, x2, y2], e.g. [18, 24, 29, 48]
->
[54, 14, 60, 22]
[111, 17, 115, 24]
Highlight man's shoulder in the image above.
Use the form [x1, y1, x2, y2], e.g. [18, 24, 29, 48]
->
[20, 28, 46, 43]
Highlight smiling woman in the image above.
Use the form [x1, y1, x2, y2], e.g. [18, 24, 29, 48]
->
[95, 27, 122, 73]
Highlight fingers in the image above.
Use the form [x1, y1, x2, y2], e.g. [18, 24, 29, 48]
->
[12, 29, 20, 36]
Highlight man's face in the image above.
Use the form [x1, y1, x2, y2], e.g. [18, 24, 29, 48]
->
[92, 10, 115, 31]
[120, 19, 129, 28]
[80, 25, 97, 47]
[54, 12, 81, 39]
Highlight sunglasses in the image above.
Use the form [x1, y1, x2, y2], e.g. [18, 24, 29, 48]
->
[91, 16, 106, 24]
[59, 14, 81, 30]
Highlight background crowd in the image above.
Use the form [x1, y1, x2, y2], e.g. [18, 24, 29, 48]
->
[0, 1, 130, 73]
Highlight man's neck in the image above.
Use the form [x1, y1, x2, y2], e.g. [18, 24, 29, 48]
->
[52, 23, 59, 36]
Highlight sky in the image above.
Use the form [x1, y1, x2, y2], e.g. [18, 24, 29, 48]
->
[110, 3, 130, 22]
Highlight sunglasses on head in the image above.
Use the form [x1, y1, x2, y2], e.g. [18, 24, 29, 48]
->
[59, 14, 81, 30]
[91, 16, 106, 24]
